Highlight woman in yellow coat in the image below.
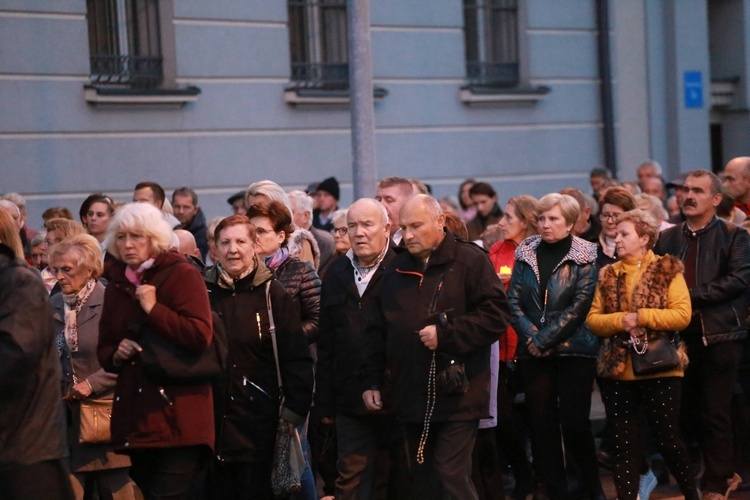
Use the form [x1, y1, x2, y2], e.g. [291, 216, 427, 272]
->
[587, 209, 698, 500]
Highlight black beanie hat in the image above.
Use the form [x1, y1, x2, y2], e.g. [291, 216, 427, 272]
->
[317, 177, 340, 200]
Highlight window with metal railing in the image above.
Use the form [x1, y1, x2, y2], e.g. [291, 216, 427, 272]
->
[288, 0, 349, 90]
[463, 0, 519, 88]
[86, 0, 163, 87]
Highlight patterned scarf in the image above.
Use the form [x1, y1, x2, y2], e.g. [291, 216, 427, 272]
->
[57, 279, 96, 354]
[264, 247, 289, 272]
[124, 257, 156, 287]
[217, 257, 257, 290]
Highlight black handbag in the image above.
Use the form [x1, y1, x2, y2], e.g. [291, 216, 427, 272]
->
[629, 331, 680, 376]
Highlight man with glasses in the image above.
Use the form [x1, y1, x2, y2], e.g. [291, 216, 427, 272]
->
[654, 170, 750, 500]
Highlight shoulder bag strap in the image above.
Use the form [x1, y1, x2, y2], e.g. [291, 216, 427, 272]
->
[265, 281, 283, 399]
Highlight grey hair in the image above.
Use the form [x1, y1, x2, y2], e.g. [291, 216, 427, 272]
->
[246, 180, 293, 221]
[105, 202, 174, 259]
[331, 208, 348, 227]
[288, 190, 314, 227]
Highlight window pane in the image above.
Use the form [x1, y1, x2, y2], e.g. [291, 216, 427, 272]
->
[288, 0, 349, 89]
[463, 0, 519, 87]
[86, 0, 163, 86]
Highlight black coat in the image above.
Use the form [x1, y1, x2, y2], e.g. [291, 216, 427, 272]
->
[507, 235, 600, 359]
[273, 255, 321, 345]
[365, 232, 509, 423]
[205, 260, 313, 463]
[653, 216, 750, 345]
[316, 249, 397, 417]
[0, 244, 67, 468]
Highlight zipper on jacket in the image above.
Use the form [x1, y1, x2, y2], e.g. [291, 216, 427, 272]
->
[428, 274, 446, 315]
[539, 289, 549, 324]
[699, 312, 707, 346]
[396, 269, 424, 290]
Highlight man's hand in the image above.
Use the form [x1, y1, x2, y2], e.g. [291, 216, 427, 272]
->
[362, 390, 382, 411]
[135, 284, 157, 314]
[418, 325, 438, 350]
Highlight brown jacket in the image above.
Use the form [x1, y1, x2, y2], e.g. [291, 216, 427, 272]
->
[97, 251, 215, 452]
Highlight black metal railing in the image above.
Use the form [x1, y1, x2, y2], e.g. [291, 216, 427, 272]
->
[466, 61, 519, 88]
[290, 62, 350, 90]
[90, 54, 163, 86]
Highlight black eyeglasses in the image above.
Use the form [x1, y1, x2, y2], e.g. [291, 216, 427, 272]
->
[331, 227, 348, 236]
[599, 212, 621, 222]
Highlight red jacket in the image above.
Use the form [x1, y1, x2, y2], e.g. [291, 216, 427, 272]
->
[97, 250, 215, 452]
[489, 240, 519, 362]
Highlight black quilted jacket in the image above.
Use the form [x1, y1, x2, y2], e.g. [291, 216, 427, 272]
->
[507, 235, 600, 359]
[274, 255, 322, 344]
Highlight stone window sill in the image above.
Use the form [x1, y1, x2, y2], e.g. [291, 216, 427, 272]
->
[84, 85, 201, 109]
[460, 85, 550, 107]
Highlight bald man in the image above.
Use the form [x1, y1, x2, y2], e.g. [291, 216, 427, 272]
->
[722, 156, 750, 215]
[363, 195, 509, 499]
[315, 198, 408, 499]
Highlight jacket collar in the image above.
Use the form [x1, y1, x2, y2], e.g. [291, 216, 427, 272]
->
[52, 281, 105, 326]
[515, 235, 597, 282]
[204, 255, 274, 289]
[396, 230, 457, 273]
[681, 215, 720, 238]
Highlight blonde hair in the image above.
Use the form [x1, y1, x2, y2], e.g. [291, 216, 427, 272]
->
[45, 218, 87, 239]
[0, 209, 23, 257]
[105, 203, 173, 260]
[48, 233, 104, 279]
[507, 195, 540, 237]
[538, 193, 580, 225]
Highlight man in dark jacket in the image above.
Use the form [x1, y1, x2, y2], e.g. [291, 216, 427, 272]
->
[0, 243, 74, 499]
[363, 195, 509, 499]
[172, 187, 209, 260]
[654, 169, 750, 499]
[316, 198, 408, 499]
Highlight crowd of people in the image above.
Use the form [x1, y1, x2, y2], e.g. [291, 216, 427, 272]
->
[1, 158, 750, 500]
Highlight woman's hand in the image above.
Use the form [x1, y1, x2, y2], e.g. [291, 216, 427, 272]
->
[66, 381, 93, 401]
[621, 312, 639, 332]
[497, 273, 511, 286]
[135, 284, 157, 314]
[527, 338, 550, 358]
[113, 338, 143, 365]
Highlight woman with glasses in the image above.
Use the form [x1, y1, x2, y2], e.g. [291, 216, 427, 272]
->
[330, 209, 350, 257]
[596, 186, 637, 269]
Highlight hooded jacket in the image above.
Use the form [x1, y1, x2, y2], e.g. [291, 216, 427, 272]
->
[507, 235, 599, 359]
[205, 259, 313, 463]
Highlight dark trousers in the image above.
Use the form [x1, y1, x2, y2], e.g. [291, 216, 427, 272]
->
[335, 413, 410, 500]
[681, 339, 743, 493]
[208, 459, 273, 500]
[130, 446, 206, 500]
[519, 357, 602, 500]
[0, 458, 75, 500]
[402, 420, 479, 500]
[495, 362, 533, 489]
[600, 376, 698, 500]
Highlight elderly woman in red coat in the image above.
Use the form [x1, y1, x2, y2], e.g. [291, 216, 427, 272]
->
[97, 202, 214, 499]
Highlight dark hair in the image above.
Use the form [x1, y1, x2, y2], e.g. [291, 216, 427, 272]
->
[246, 201, 294, 243]
[600, 186, 636, 212]
[444, 212, 469, 240]
[469, 182, 497, 198]
[134, 181, 166, 204]
[717, 191, 735, 218]
[42, 206, 74, 222]
[687, 169, 724, 196]
[82, 194, 115, 221]
[173, 187, 198, 206]
[80, 193, 106, 222]
[589, 167, 612, 179]
[214, 215, 256, 243]
[457, 179, 476, 210]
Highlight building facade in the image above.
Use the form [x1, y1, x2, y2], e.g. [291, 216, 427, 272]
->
[0, 0, 747, 224]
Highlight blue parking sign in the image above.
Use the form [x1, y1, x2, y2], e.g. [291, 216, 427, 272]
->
[684, 71, 703, 108]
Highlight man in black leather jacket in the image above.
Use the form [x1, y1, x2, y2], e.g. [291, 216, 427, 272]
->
[654, 169, 750, 499]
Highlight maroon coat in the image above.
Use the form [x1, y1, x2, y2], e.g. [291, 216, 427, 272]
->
[97, 250, 215, 452]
